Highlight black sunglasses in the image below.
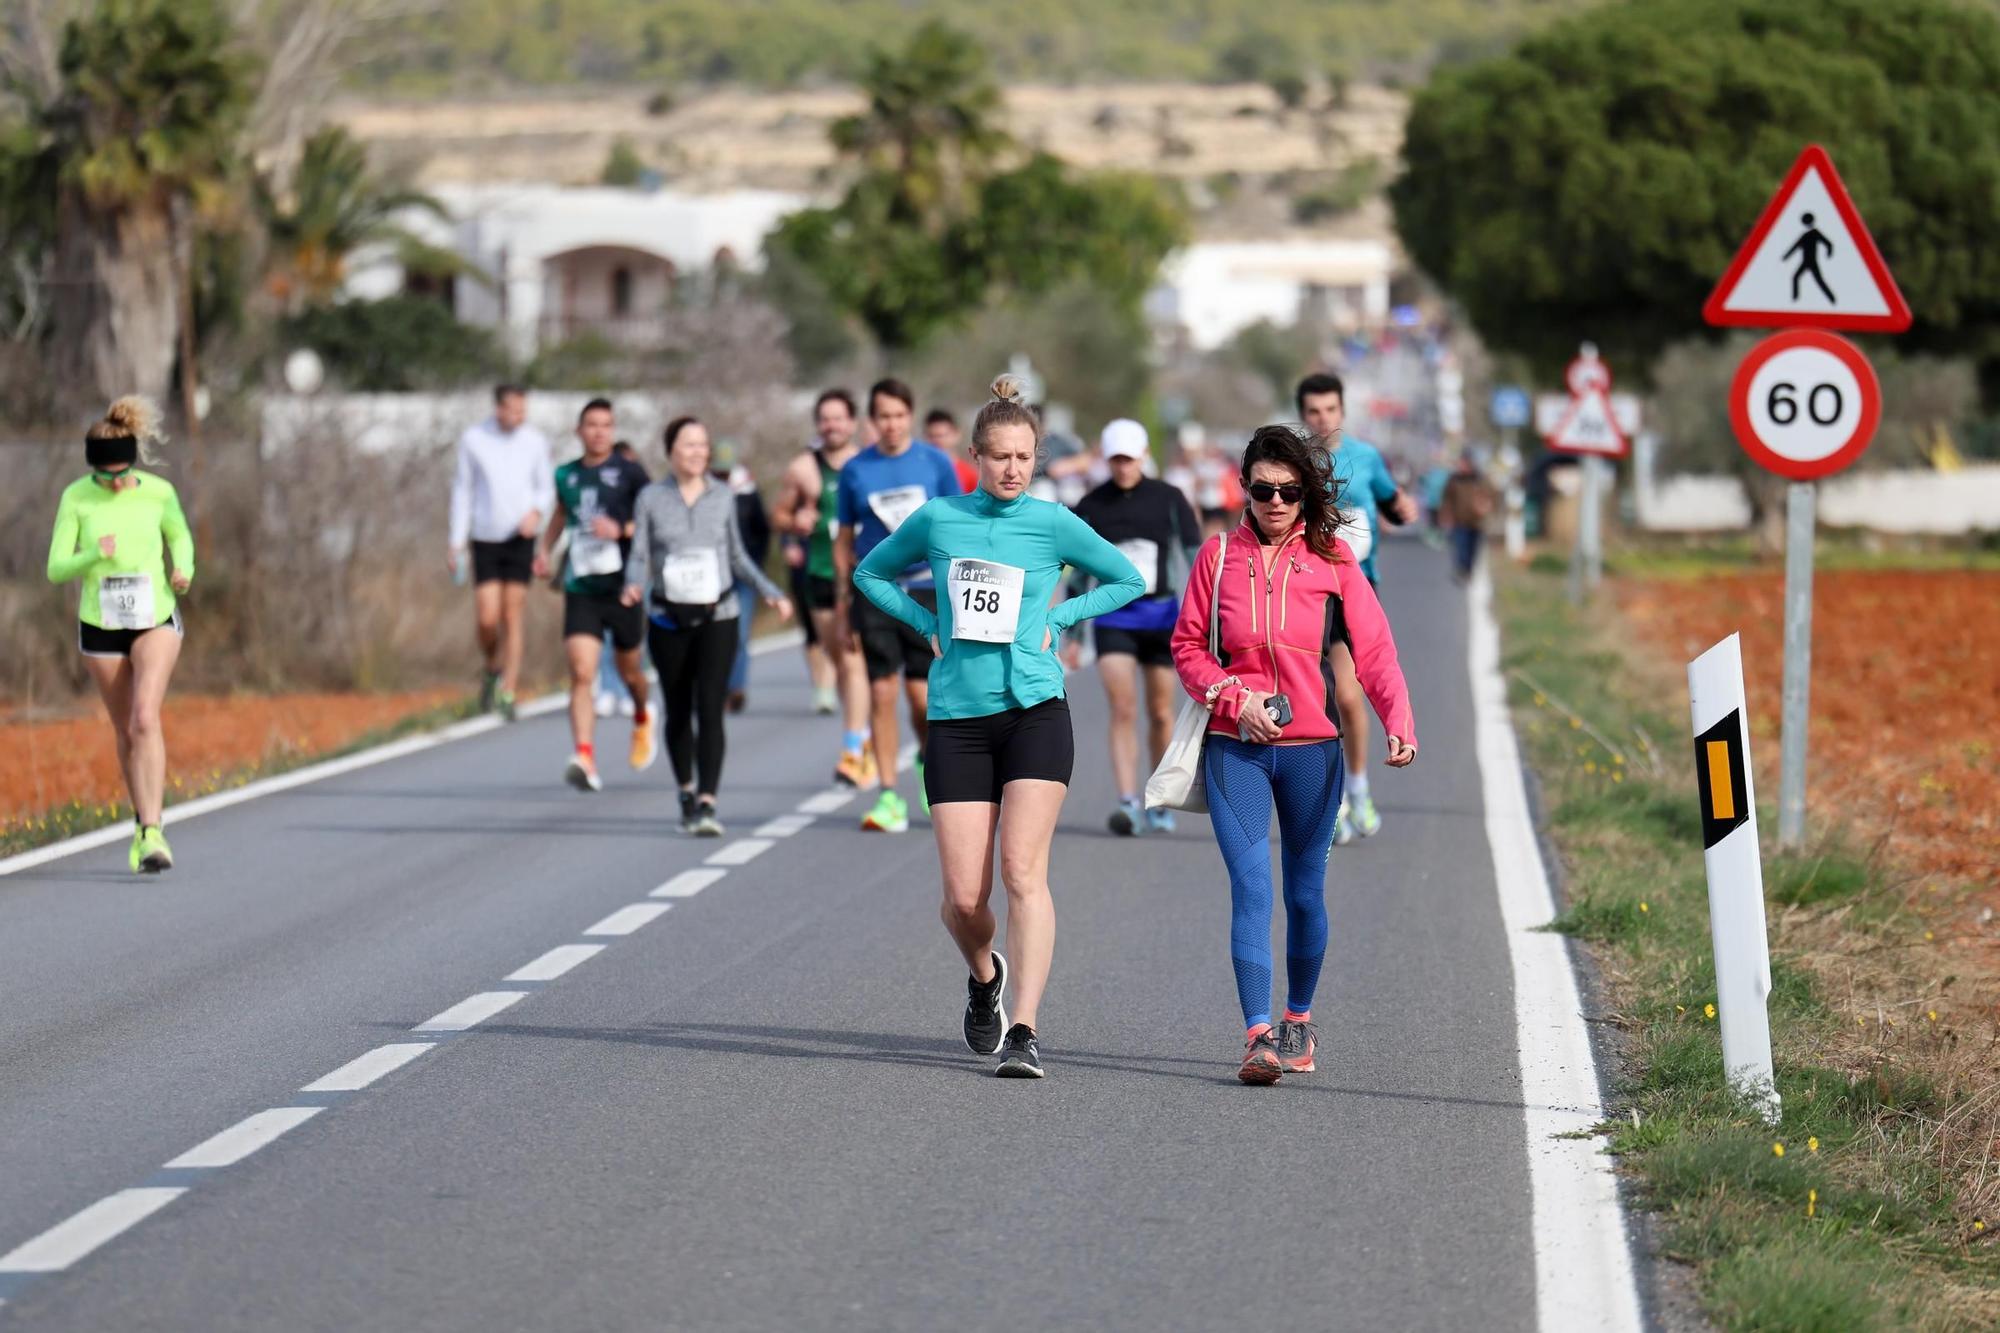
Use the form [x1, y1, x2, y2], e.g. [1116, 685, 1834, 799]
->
[1247, 482, 1304, 504]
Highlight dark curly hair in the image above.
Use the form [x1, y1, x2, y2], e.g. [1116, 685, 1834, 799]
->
[1239, 423, 1344, 561]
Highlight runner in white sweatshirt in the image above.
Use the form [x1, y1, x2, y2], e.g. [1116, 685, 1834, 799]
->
[448, 384, 555, 718]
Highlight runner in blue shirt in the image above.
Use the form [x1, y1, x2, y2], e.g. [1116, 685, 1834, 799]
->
[1297, 373, 1418, 845]
[832, 378, 964, 833]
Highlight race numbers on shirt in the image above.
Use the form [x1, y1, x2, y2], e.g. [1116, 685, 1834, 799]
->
[99, 573, 154, 630]
[948, 559, 1025, 644]
[1334, 507, 1374, 562]
[569, 533, 623, 578]
[867, 486, 927, 534]
[1116, 538, 1160, 595]
[663, 549, 723, 605]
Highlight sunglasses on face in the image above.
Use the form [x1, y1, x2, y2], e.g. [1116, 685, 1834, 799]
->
[1247, 482, 1304, 504]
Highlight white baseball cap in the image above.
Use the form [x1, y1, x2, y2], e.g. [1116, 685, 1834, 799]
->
[1100, 418, 1149, 461]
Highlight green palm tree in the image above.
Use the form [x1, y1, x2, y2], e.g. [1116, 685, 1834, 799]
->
[258, 125, 457, 311]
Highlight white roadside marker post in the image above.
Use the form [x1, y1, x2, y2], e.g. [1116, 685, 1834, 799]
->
[1687, 633, 1781, 1124]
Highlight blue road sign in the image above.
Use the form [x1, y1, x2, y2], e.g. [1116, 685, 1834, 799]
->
[1490, 386, 1531, 429]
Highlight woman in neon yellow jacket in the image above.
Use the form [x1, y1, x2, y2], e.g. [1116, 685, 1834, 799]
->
[45, 397, 194, 874]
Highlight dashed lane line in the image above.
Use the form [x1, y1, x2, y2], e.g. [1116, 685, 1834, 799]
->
[413, 991, 528, 1033]
[704, 838, 773, 867]
[163, 1107, 324, 1170]
[583, 904, 673, 937]
[506, 943, 607, 982]
[0, 1189, 187, 1276]
[752, 814, 815, 839]
[301, 1043, 435, 1093]
[651, 868, 727, 898]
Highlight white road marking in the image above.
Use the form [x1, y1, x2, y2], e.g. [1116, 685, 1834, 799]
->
[704, 838, 773, 867]
[302, 1042, 436, 1093]
[165, 1107, 323, 1170]
[414, 990, 526, 1033]
[752, 814, 814, 838]
[797, 790, 856, 815]
[507, 943, 607, 981]
[651, 868, 727, 898]
[583, 903, 672, 937]
[0, 1189, 187, 1273]
[1468, 566, 1643, 1333]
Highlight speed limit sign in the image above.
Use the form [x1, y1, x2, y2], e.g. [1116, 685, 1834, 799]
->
[1728, 329, 1881, 480]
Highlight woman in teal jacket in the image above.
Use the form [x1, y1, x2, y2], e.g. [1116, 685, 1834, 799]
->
[855, 375, 1144, 1078]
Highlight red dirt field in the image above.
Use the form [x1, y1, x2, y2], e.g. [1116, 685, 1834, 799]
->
[0, 689, 462, 833]
[1619, 570, 1999, 891]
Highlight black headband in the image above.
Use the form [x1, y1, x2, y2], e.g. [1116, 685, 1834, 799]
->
[86, 435, 139, 468]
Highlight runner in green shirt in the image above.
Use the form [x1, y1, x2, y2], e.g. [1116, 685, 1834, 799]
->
[44, 397, 194, 874]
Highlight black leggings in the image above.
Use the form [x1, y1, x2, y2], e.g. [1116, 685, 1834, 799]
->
[648, 617, 740, 797]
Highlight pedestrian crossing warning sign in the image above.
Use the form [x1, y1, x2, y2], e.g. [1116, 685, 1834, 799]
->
[1694, 709, 1751, 849]
[1704, 144, 1912, 333]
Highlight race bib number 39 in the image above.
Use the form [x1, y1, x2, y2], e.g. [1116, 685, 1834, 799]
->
[1116, 538, 1160, 595]
[99, 573, 154, 630]
[663, 549, 723, 605]
[1334, 507, 1374, 562]
[948, 559, 1025, 644]
[867, 486, 927, 534]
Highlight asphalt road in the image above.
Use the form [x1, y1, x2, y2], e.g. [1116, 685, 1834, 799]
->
[0, 539, 1621, 1332]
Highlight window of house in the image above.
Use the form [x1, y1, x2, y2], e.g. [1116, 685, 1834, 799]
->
[611, 266, 633, 317]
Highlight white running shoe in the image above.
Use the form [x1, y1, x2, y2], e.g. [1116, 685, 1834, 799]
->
[594, 691, 617, 718]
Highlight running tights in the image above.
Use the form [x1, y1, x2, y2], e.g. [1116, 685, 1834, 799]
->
[648, 617, 739, 796]
[1202, 736, 1346, 1029]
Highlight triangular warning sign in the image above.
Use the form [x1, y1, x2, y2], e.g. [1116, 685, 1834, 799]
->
[1704, 144, 1911, 332]
[1546, 387, 1628, 458]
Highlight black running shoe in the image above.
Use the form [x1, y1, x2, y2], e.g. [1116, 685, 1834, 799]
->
[677, 789, 697, 833]
[995, 1023, 1044, 1079]
[478, 670, 500, 714]
[963, 950, 1009, 1055]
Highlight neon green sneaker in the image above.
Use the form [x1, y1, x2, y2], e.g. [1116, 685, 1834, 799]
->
[861, 789, 909, 833]
[496, 689, 518, 722]
[134, 825, 173, 873]
[915, 757, 929, 815]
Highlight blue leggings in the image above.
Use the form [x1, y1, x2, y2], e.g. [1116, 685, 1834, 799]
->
[1203, 736, 1346, 1029]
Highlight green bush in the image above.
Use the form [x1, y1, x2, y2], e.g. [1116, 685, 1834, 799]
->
[285, 296, 504, 391]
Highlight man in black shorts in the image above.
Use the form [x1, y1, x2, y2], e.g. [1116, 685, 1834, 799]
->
[448, 384, 554, 718]
[534, 398, 655, 791]
[1070, 418, 1201, 835]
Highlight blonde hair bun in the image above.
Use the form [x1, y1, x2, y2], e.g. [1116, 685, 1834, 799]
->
[102, 395, 164, 442]
[989, 373, 1028, 405]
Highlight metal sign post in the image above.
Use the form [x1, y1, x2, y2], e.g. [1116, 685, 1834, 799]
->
[1688, 634, 1782, 1124]
[1545, 372, 1627, 606]
[1778, 484, 1816, 845]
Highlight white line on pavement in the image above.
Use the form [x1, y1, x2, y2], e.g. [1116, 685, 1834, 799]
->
[583, 903, 672, 937]
[1468, 566, 1643, 1333]
[301, 1043, 436, 1093]
[164, 1107, 324, 1170]
[752, 814, 814, 838]
[796, 790, 856, 816]
[0, 1189, 187, 1274]
[651, 868, 727, 898]
[507, 943, 607, 981]
[414, 991, 527, 1033]
[704, 838, 773, 867]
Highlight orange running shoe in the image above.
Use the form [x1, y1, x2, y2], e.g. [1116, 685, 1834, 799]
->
[834, 746, 879, 790]
[1238, 1027, 1283, 1085]
[630, 715, 658, 772]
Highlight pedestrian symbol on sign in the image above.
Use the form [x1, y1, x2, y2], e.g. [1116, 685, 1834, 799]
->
[1784, 214, 1835, 304]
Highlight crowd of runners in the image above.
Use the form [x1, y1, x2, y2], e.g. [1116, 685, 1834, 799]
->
[46, 367, 1463, 1082]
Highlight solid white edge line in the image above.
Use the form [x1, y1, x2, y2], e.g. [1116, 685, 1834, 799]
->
[414, 990, 527, 1033]
[1469, 565, 1644, 1333]
[300, 1042, 436, 1093]
[752, 814, 814, 839]
[582, 903, 672, 937]
[703, 838, 773, 867]
[163, 1106, 323, 1170]
[0, 1188, 187, 1274]
[651, 868, 727, 898]
[506, 942, 607, 982]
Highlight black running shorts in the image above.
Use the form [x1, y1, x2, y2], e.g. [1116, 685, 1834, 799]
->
[924, 697, 1075, 805]
[470, 535, 536, 585]
[804, 573, 839, 612]
[78, 609, 184, 659]
[851, 588, 936, 682]
[1093, 624, 1175, 669]
[563, 591, 645, 652]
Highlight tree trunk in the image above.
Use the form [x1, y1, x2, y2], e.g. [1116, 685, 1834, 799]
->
[49, 190, 180, 408]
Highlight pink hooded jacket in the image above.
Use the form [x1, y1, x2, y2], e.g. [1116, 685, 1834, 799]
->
[1170, 521, 1415, 747]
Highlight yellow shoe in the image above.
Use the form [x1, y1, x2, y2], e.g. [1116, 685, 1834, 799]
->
[834, 747, 880, 790]
[630, 716, 658, 772]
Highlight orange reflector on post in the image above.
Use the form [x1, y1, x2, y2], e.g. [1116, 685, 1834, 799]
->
[1706, 740, 1735, 820]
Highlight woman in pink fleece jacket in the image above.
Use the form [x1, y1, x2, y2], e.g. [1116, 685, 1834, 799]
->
[1171, 424, 1417, 1084]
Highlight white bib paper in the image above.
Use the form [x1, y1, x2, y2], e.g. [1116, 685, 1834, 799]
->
[569, 533, 623, 577]
[866, 486, 927, 534]
[948, 558, 1026, 644]
[1116, 538, 1160, 595]
[1335, 507, 1374, 562]
[98, 573, 154, 631]
[663, 549, 723, 605]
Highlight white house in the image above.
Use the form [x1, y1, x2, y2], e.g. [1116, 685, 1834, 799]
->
[1153, 238, 1397, 350]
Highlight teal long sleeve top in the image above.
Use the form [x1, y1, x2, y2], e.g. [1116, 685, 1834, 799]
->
[855, 489, 1145, 719]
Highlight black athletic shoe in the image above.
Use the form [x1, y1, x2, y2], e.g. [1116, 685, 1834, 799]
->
[478, 670, 500, 714]
[995, 1023, 1044, 1079]
[677, 789, 697, 834]
[964, 950, 1009, 1055]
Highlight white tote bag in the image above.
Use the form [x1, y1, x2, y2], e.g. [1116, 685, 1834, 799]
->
[1144, 531, 1229, 814]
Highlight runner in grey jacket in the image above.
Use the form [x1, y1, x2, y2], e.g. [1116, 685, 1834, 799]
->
[619, 417, 792, 835]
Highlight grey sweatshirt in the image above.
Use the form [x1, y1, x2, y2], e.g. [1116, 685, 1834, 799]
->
[624, 475, 781, 617]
